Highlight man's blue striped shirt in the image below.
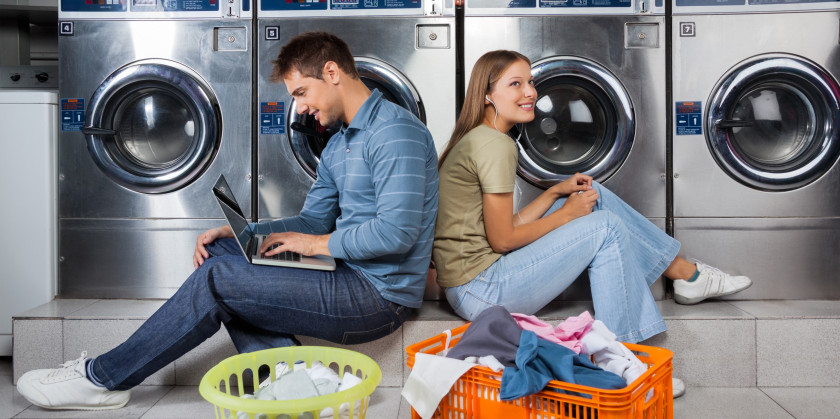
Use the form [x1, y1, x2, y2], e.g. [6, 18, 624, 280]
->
[252, 90, 439, 308]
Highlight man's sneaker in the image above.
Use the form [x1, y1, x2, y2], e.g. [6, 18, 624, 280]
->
[673, 262, 752, 305]
[16, 352, 130, 410]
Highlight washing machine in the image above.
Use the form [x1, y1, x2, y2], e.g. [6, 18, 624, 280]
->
[58, 0, 253, 298]
[464, 0, 667, 300]
[0, 66, 58, 355]
[672, 1, 840, 300]
[255, 0, 456, 220]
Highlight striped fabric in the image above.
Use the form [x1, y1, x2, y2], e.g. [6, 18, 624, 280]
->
[252, 90, 439, 308]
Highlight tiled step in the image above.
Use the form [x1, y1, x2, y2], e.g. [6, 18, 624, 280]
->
[12, 299, 840, 391]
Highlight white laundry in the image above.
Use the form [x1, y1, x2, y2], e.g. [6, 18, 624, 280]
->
[749, 90, 782, 121]
[233, 360, 364, 419]
[462, 355, 505, 373]
[580, 320, 648, 385]
[401, 352, 479, 419]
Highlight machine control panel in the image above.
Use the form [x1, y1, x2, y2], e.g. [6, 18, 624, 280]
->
[0, 66, 59, 89]
[673, 0, 840, 11]
[59, 0, 251, 13]
[259, 0, 420, 11]
[464, 0, 664, 13]
[469, 0, 634, 8]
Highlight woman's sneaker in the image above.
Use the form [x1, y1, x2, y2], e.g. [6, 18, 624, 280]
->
[672, 377, 686, 398]
[673, 262, 752, 305]
[16, 352, 130, 410]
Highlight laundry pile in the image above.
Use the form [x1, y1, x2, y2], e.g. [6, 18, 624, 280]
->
[402, 306, 651, 419]
[230, 360, 364, 419]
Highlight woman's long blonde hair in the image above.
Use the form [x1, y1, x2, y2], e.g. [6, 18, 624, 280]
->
[438, 50, 531, 169]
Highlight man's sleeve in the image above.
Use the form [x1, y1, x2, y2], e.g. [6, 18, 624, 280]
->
[249, 156, 341, 236]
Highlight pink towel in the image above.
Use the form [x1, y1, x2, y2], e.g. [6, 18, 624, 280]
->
[511, 311, 595, 354]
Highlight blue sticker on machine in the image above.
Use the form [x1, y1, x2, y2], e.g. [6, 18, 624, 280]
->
[260, 101, 285, 135]
[61, 98, 85, 132]
[675, 101, 702, 136]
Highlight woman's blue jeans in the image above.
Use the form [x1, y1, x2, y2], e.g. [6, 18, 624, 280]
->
[444, 182, 679, 343]
[91, 238, 410, 391]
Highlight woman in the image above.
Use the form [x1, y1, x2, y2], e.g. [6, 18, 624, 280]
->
[433, 50, 752, 343]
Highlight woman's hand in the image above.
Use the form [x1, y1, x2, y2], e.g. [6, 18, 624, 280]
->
[193, 226, 233, 269]
[559, 188, 599, 221]
[548, 173, 594, 197]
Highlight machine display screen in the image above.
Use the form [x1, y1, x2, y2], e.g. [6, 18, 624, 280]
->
[674, 0, 744, 5]
[60, 0, 233, 12]
[469, 0, 632, 7]
[540, 0, 631, 7]
[260, 0, 328, 11]
[749, 0, 839, 4]
[60, 0, 127, 12]
[330, 0, 421, 10]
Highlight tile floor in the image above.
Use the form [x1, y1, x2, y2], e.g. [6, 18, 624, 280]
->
[3, 356, 840, 418]
[6, 299, 840, 418]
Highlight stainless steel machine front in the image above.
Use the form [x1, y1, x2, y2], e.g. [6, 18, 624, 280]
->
[256, 0, 456, 220]
[672, 1, 840, 299]
[464, 0, 667, 300]
[58, 1, 252, 298]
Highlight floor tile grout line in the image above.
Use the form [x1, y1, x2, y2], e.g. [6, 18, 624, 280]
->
[757, 387, 797, 419]
[138, 385, 178, 419]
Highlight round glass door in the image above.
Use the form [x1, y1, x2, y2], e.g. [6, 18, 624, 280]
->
[84, 59, 220, 194]
[707, 55, 840, 191]
[288, 57, 425, 178]
[512, 56, 634, 188]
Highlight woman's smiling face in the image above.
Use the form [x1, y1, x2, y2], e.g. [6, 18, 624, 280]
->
[484, 59, 537, 132]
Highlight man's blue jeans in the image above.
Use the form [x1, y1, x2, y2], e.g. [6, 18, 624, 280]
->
[91, 238, 410, 391]
[444, 182, 679, 343]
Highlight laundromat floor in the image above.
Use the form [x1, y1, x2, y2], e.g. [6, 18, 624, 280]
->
[5, 299, 840, 418]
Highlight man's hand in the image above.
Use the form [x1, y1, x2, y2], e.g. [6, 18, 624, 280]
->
[193, 226, 233, 269]
[259, 232, 331, 257]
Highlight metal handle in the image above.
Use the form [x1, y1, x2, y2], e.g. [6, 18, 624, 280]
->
[81, 126, 118, 136]
[716, 119, 754, 129]
[290, 122, 332, 144]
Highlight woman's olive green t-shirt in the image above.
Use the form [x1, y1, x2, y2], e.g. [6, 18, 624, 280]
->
[433, 124, 518, 288]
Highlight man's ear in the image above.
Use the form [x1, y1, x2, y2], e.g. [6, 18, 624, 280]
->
[322, 61, 340, 85]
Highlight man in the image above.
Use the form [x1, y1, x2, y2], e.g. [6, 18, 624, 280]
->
[17, 31, 439, 410]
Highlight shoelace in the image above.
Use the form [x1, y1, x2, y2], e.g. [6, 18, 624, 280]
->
[698, 264, 731, 294]
[46, 351, 87, 379]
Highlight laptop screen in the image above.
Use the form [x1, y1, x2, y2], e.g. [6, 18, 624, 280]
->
[213, 175, 254, 257]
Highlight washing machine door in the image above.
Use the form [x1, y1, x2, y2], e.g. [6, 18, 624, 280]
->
[83, 59, 221, 194]
[512, 56, 634, 188]
[707, 55, 840, 191]
[288, 57, 425, 178]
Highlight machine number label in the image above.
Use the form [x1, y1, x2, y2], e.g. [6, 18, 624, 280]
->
[260, 101, 285, 135]
[675, 101, 702, 136]
[61, 98, 85, 132]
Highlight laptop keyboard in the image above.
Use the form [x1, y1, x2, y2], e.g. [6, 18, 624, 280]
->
[263, 244, 302, 262]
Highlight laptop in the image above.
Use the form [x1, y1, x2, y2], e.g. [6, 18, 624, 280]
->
[212, 174, 336, 271]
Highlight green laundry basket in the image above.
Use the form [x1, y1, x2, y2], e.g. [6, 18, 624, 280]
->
[199, 346, 381, 419]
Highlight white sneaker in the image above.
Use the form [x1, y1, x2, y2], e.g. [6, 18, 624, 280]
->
[673, 262, 752, 305]
[672, 377, 686, 398]
[16, 352, 130, 410]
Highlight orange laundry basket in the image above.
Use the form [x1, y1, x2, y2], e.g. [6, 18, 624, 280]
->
[405, 323, 673, 419]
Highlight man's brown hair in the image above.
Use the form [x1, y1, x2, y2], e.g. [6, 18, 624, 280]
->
[270, 31, 360, 83]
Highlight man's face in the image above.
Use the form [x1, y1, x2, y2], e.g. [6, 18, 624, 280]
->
[284, 68, 343, 127]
